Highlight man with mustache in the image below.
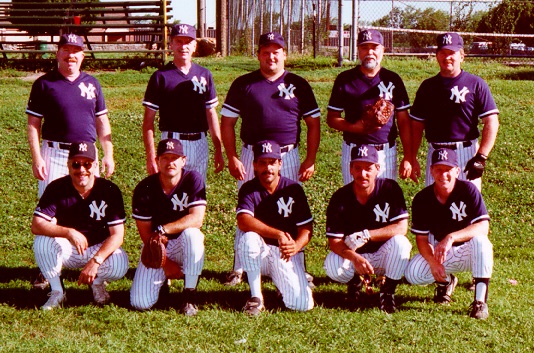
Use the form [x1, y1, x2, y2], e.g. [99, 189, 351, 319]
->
[235, 140, 314, 315]
[327, 29, 414, 184]
[323, 145, 411, 313]
[142, 24, 223, 180]
[26, 33, 114, 289]
[32, 142, 128, 310]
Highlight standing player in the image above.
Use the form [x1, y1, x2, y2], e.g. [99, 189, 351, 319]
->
[32, 142, 128, 310]
[130, 139, 206, 316]
[27, 33, 114, 290]
[142, 23, 224, 180]
[327, 29, 413, 184]
[236, 140, 314, 315]
[405, 148, 493, 319]
[221, 31, 320, 285]
[411, 32, 499, 190]
[323, 145, 411, 313]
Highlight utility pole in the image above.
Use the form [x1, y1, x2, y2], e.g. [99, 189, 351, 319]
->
[338, 0, 343, 67]
[216, 0, 228, 56]
[197, 0, 206, 38]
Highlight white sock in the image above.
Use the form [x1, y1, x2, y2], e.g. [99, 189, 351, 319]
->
[48, 276, 63, 293]
[475, 282, 487, 302]
[184, 274, 199, 289]
[247, 270, 263, 301]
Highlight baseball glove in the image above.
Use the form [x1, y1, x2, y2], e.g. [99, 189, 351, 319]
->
[141, 233, 168, 269]
[362, 98, 395, 130]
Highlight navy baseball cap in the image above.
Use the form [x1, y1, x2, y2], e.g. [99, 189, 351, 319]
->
[350, 144, 379, 164]
[68, 142, 96, 161]
[157, 139, 185, 157]
[437, 32, 464, 51]
[58, 34, 84, 49]
[357, 29, 383, 46]
[170, 24, 196, 39]
[258, 32, 285, 49]
[431, 148, 458, 167]
[253, 140, 282, 161]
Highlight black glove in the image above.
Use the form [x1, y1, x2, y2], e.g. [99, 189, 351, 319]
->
[464, 153, 487, 180]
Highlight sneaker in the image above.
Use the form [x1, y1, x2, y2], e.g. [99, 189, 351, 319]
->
[305, 272, 316, 290]
[91, 281, 110, 305]
[379, 293, 396, 314]
[434, 274, 458, 304]
[181, 288, 198, 316]
[243, 297, 264, 316]
[41, 290, 66, 310]
[182, 302, 199, 316]
[347, 279, 363, 305]
[224, 271, 243, 286]
[33, 272, 49, 290]
[469, 300, 489, 320]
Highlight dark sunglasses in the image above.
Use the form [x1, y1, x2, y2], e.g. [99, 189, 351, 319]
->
[71, 161, 93, 170]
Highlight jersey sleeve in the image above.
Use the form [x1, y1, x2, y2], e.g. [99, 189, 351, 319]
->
[33, 181, 60, 221]
[386, 180, 409, 222]
[292, 184, 313, 226]
[409, 79, 432, 122]
[236, 182, 256, 217]
[142, 72, 161, 111]
[392, 74, 411, 111]
[205, 70, 218, 109]
[327, 73, 346, 113]
[410, 191, 430, 235]
[466, 183, 490, 224]
[26, 78, 46, 118]
[104, 182, 126, 226]
[93, 78, 108, 116]
[325, 190, 346, 238]
[132, 180, 153, 221]
[475, 79, 499, 119]
[186, 172, 207, 208]
[220, 77, 242, 118]
[296, 76, 320, 118]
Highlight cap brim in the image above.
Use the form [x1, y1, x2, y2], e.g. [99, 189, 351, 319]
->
[350, 158, 378, 164]
[437, 45, 462, 52]
[358, 40, 382, 46]
[432, 161, 457, 168]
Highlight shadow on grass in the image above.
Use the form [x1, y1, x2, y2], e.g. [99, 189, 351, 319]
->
[498, 70, 534, 81]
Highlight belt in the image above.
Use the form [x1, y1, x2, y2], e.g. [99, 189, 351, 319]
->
[164, 131, 205, 141]
[47, 141, 71, 150]
[244, 143, 297, 153]
[344, 141, 395, 151]
[431, 140, 473, 150]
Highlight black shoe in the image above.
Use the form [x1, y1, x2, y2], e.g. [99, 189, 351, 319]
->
[347, 279, 363, 305]
[33, 272, 49, 290]
[243, 297, 264, 316]
[181, 288, 198, 316]
[224, 271, 243, 286]
[434, 274, 458, 304]
[379, 293, 396, 314]
[469, 300, 489, 320]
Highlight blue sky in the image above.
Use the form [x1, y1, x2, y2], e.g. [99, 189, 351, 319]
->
[173, 0, 217, 28]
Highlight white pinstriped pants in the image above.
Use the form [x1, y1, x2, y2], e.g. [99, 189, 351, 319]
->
[238, 231, 314, 312]
[342, 141, 397, 185]
[130, 228, 205, 311]
[33, 235, 128, 282]
[324, 235, 412, 283]
[426, 139, 481, 190]
[161, 132, 209, 181]
[405, 234, 493, 285]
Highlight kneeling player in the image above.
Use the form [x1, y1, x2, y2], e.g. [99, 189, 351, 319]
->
[323, 145, 411, 313]
[405, 148, 493, 319]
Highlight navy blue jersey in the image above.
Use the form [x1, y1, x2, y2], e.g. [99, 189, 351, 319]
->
[327, 66, 410, 144]
[132, 170, 207, 239]
[411, 180, 490, 243]
[34, 176, 125, 246]
[326, 178, 408, 253]
[237, 176, 313, 246]
[143, 62, 218, 133]
[410, 70, 499, 142]
[221, 70, 320, 146]
[26, 70, 108, 143]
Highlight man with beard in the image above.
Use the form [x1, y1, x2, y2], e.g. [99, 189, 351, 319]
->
[327, 29, 414, 184]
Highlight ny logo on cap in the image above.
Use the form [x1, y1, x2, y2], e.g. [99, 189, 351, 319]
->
[78, 143, 88, 152]
[358, 146, 369, 157]
[443, 34, 453, 45]
[68, 34, 78, 43]
[438, 150, 448, 161]
[267, 33, 275, 40]
[166, 141, 175, 150]
[362, 31, 372, 41]
[179, 25, 188, 34]
[262, 142, 273, 153]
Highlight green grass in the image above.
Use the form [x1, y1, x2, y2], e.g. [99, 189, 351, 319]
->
[0, 56, 533, 352]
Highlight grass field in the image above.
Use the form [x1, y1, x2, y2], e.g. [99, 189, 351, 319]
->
[0, 56, 533, 352]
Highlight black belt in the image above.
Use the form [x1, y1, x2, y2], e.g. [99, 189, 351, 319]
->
[165, 132, 203, 141]
[244, 143, 296, 153]
[47, 141, 71, 150]
[431, 141, 472, 150]
[344, 141, 395, 151]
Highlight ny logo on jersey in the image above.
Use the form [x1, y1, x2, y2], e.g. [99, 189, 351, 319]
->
[450, 86, 470, 103]
[89, 200, 108, 221]
[191, 76, 207, 94]
[267, 33, 275, 40]
[450, 201, 467, 221]
[277, 197, 294, 217]
[178, 25, 189, 35]
[373, 203, 390, 223]
[262, 142, 273, 153]
[79, 82, 96, 100]
[378, 81, 395, 100]
[278, 83, 296, 100]
[442, 34, 453, 45]
[171, 192, 189, 211]
[67, 34, 78, 44]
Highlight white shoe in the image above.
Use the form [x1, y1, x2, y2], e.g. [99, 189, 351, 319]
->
[41, 290, 66, 310]
[91, 281, 110, 305]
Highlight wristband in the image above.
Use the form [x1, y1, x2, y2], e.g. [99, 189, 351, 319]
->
[157, 225, 167, 235]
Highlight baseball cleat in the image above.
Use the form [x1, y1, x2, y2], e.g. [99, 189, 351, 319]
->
[32, 272, 50, 290]
[469, 300, 489, 320]
[433, 274, 458, 304]
[379, 293, 396, 314]
[305, 272, 316, 289]
[346, 278, 363, 305]
[41, 290, 66, 310]
[243, 297, 264, 316]
[91, 281, 110, 305]
[224, 271, 243, 286]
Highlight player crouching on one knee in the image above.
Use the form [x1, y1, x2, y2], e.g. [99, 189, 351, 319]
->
[130, 139, 206, 316]
[323, 145, 412, 313]
[236, 140, 314, 315]
[32, 142, 128, 310]
[405, 148, 493, 319]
